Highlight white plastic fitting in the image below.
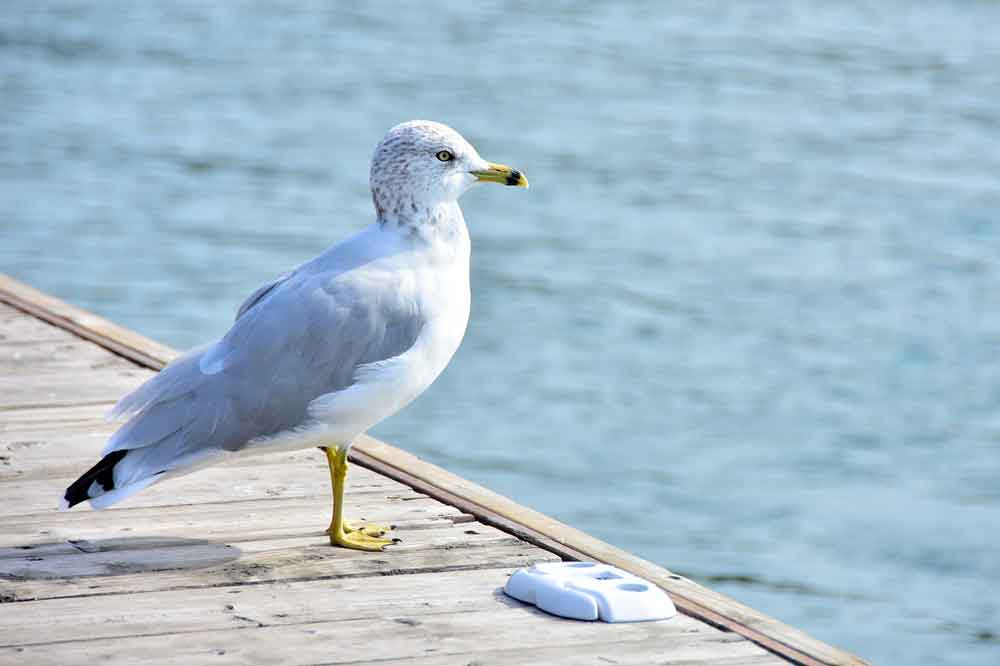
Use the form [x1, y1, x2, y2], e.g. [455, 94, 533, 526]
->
[503, 561, 677, 623]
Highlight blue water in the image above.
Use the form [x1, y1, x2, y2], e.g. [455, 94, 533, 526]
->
[3, 3, 999, 663]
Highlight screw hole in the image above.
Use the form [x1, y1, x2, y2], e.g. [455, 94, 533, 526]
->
[617, 583, 648, 592]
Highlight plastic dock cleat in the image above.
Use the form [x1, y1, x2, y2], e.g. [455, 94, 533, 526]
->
[504, 561, 677, 623]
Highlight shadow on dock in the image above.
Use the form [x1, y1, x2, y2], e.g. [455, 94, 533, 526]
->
[0, 537, 241, 580]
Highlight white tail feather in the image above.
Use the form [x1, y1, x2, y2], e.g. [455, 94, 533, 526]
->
[87, 475, 162, 510]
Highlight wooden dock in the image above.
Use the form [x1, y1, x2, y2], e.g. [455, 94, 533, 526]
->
[0, 274, 866, 666]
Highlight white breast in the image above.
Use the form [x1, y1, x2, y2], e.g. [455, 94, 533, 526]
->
[246, 216, 471, 454]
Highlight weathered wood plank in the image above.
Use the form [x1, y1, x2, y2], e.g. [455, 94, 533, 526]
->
[0, 429, 389, 482]
[0, 427, 115, 480]
[0, 568, 525, 646]
[0, 276, 180, 369]
[0, 494, 469, 556]
[0, 458, 410, 515]
[350, 438, 859, 666]
[0, 606, 770, 666]
[0, 337, 134, 373]
[374, 644, 780, 666]
[0, 404, 114, 432]
[0, 521, 523, 580]
[0, 420, 422, 484]
[0, 366, 147, 410]
[0, 570, 777, 666]
[0, 304, 82, 344]
[1, 534, 559, 603]
[0, 274, 867, 666]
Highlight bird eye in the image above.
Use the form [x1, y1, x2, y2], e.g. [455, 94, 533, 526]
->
[436, 150, 454, 162]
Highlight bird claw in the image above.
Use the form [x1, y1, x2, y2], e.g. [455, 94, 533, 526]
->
[326, 519, 397, 551]
[343, 520, 394, 538]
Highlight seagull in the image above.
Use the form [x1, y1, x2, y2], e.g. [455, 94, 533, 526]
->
[60, 120, 528, 551]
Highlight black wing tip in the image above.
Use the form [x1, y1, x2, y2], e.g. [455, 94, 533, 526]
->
[62, 449, 128, 509]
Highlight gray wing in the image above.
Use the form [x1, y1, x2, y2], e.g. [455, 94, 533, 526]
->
[103, 267, 423, 487]
[234, 271, 292, 320]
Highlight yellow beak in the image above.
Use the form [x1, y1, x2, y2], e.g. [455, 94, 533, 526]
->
[471, 162, 529, 188]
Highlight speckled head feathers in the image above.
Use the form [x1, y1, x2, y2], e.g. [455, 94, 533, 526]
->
[369, 120, 488, 225]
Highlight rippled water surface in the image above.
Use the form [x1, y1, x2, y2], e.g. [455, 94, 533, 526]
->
[3, 3, 999, 664]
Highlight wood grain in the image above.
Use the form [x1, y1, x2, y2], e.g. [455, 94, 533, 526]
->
[0, 273, 864, 666]
[349, 438, 860, 666]
[0, 278, 180, 368]
[2, 608, 761, 666]
[2, 537, 559, 603]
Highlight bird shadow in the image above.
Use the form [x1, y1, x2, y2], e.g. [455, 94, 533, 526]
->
[0, 536, 242, 580]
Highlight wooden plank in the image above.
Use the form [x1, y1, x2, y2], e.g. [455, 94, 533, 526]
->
[0, 337, 134, 372]
[372, 645, 779, 666]
[350, 439, 858, 666]
[0, 521, 523, 580]
[0, 366, 147, 410]
[0, 568, 534, 646]
[0, 304, 81, 344]
[1, 534, 559, 602]
[0, 425, 115, 481]
[0, 494, 467, 556]
[3, 637, 775, 666]
[0, 273, 867, 666]
[0, 404, 114, 432]
[0, 605, 769, 666]
[0, 428, 392, 482]
[0, 418, 428, 483]
[0, 276, 180, 369]
[0, 458, 411, 515]
[0, 570, 779, 666]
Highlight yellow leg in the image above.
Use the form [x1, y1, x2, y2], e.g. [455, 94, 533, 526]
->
[324, 447, 395, 551]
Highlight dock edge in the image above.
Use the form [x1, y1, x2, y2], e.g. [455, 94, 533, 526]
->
[0, 272, 868, 666]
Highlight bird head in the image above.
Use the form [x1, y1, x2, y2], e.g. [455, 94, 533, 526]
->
[369, 120, 527, 224]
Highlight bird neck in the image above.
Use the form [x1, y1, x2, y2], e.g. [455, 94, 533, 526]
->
[376, 199, 466, 242]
